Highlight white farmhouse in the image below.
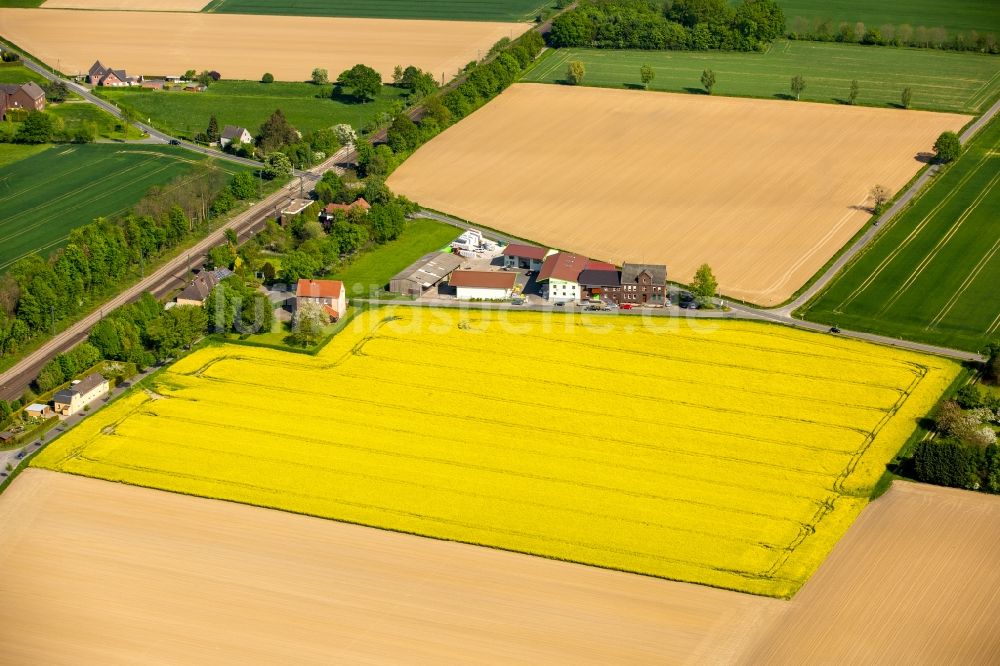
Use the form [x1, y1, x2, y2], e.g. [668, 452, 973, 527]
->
[220, 125, 253, 148]
[53, 373, 110, 417]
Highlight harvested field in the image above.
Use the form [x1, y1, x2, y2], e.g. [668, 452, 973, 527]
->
[41, 0, 209, 10]
[386, 84, 969, 305]
[742, 482, 1000, 663]
[33, 308, 959, 597]
[0, 9, 528, 81]
[0, 469, 785, 665]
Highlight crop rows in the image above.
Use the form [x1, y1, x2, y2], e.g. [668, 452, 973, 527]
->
[35, 309, 958, 597]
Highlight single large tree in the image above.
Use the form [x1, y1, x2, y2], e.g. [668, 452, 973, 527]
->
[870, 184, 890, 214]
[790, 74, 806, 100]
[848, 79, 859, 105]
[337, 64, 381, 102]
[257, 109, 298, 154]
[701, 68, 716, 94]
[207, 115, 220, 142]
[691, 263, 718, 303]
[933, 131, 962, 163]
[566, 60, 586, 85]
[640, 63, 655, 89]
[311, 67, 329, 85]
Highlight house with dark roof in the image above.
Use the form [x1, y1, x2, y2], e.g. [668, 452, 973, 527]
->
[578, 268, 621, 302]
[296, 279, 346, 322]
[449, 270, 517, 300]
[619, 263, 668, 305]
[502, 243, 549, 271]
[88, 60, 136, 87]
[0, 82, 45, 119]
[175, 268, 233, 307]
[53, 373, 109, 417]
[220, 125, 253, 148]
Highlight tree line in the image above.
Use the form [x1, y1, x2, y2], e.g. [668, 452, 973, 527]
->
[910, 345, 1000, 492]
[0, 167, 257, 373]
[549, 0, 785, 52]
[786, 16, 999, 54]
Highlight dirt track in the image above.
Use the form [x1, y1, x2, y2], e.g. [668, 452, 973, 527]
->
[0, 470, 783, 665]
[41, 0, 209, 10]
[387, 84, 968, 305]
[0, 9, 528, 81]
[742, 482, 1000, 663]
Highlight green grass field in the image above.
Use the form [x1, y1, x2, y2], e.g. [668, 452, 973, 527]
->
[47, 100, 145, 140]
[0, 145, 240, 271]
[98, 82, 407, 140]
[327, 218, 459, 296]
[523, 41, 1000, 113]
[0, 143, 49, 168]
[0, 63, 46, 85]
[799, 116, 1000, 352]
[781, 0, 1000, 38]
[203, 0, 551, 21]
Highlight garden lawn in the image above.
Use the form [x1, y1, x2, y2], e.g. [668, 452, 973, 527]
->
[204, 0, 552, 22]
[34, 309, 959, 598]
[799, 116, 1000, 352]
[46, 100, 145, 140]
[780, 0, 1000, 38]
[326, 218, 458, 297]
[523, 41, 1000, 114]
[0, 63, 46, 84]
[0, 144, 239, 271]
[99, 81, 407, 139]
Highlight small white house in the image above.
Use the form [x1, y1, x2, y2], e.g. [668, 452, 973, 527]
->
[449, 270, 516, 300]
[53, 373, 109, 417]
[220, 125, 253, 148]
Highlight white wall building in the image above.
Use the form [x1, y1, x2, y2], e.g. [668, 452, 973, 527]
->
[449, 270, 516, 300]
[53, 373, 110, 417]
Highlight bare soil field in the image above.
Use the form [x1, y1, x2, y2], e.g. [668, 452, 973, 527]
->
[742, 482, 1000, 663]
[0, 9, 527, 82]
[41, 0, 209, 10]
[387, 84, 969, 305]
[0, 470, 783, 665]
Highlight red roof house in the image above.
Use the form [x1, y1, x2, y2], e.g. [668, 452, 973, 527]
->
[296, 279, 346, 322]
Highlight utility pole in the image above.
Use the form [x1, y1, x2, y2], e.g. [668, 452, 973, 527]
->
[50, 304, 55, 337]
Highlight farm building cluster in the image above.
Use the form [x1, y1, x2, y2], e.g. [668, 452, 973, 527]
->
[386, 231, 668, 306]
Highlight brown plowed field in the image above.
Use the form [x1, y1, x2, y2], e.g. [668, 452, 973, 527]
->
[386, 84, 969, 305]
[742, 482, 1000, 663]
[0, 470, 784, 665]
[41, 0, 209, 10]
[0, 9, 527, 82]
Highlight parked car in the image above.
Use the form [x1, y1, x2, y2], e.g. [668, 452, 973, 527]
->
[16, 451, 26, 459]
[620, 303, 634, 310]
[555, 301, 566, 307]
[511, 298, 525, 305]
[683, 301, 700, 310]
[169, 139, 181, 145]
[829, 326, 841, 334]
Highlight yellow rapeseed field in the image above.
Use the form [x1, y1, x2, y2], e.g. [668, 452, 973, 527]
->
[33, 308, 959, 597]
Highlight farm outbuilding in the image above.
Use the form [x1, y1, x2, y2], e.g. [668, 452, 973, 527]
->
[389, 252, 463, 297]
[449, 270, 516, 301]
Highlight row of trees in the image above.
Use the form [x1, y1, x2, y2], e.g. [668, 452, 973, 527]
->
[550, 0, 785, 52]
[0, 168, 255, 368]
[355, 31, 545, 181]
[786, 17, 999, 54]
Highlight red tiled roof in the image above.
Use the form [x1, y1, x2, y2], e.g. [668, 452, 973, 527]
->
[449, 270, 516, 289]
[537, 252, 590, 283]
[322, 305, 340, 320]
[297, 279, 343, 299]
[502, 243, 548, 260]
[585, 260, 617, 271]
[324, 198, 371, 214]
